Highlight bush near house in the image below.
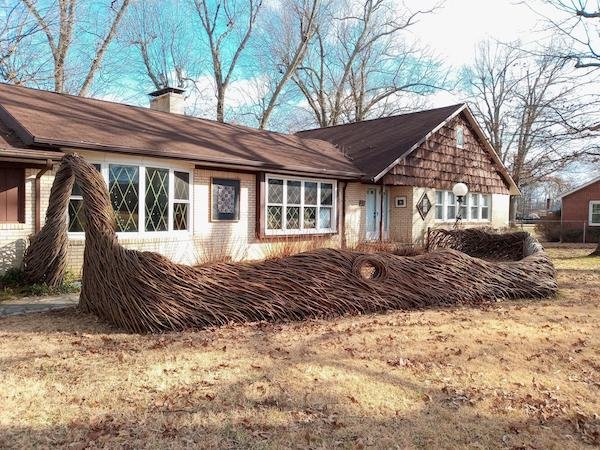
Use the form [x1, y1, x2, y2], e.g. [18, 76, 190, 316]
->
[535, 212, 562, 242]
[0, 268, 80, 301]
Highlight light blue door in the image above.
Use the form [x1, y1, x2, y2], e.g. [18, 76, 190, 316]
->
[366, 187, 389, 241]
[366, 188, 378, 240]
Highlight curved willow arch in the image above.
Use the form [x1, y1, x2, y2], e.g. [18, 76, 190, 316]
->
[23, 154, 557, 333]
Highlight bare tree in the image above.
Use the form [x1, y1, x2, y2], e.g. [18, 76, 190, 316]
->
[122, 0, 202, 96]
[0, 2, 45, 85]
[467, 40, 600, 220]
[251, 0, 320, 130]
[20, 0, 130, 95]
[466, 41, 521, 163]
[191, 0, 263, 123]
[292, 0, 445, 127]
[528, 0, 599, 68]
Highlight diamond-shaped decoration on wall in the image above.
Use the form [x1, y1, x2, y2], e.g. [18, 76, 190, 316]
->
[417, 193, 432, 220]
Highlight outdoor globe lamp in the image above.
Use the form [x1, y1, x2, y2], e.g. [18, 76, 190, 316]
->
[452, 182, 469, 225]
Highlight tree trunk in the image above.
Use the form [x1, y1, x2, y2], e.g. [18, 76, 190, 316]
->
[216, 87, 225, 123]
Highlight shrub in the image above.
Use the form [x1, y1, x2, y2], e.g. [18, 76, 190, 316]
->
[0, 268, 80, 298]
[352, 241, 425, 257]
[535, 213, 561, 242]
[0, 268, 25, 287]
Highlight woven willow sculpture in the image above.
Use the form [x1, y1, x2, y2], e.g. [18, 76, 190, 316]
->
[23, 155, 557, 333]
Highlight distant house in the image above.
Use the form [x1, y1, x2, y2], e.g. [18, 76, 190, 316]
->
[0, 84, 518, 274]
[560, 176, 600, 230]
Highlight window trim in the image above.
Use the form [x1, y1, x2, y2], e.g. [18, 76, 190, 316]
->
[67, 161, 193, 239]
[435, 190, 492, 223]
[263, 173, 337, 236]
[590, 201, 600, 226]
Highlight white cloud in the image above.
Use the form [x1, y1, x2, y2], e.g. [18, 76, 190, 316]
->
[405, 0, 544, 68]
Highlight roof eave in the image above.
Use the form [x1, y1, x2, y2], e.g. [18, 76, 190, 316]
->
[559, 175, 600, 198]
[0, 104, 35, 146]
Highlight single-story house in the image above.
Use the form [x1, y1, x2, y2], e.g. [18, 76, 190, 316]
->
[0, 84, 518, 274]
[560, 175, 600, 230]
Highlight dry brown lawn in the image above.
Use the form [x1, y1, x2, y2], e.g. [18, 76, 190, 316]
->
[0, 246, 598, 449]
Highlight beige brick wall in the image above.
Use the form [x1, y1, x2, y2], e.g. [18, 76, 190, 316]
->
[388, 186, 413, 243]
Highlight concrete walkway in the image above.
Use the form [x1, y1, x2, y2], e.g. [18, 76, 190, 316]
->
[0, 293, 79, 317]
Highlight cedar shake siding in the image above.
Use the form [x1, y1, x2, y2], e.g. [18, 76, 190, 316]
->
[382, 115, 510, 195]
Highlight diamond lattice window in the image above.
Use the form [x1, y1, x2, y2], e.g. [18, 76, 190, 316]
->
[69, 163, 190, 234]
[109, 165, 140, 232]
[145, 167, 169, 232]
[268, 179, 283, 203]
[304, 182, 317, 205]
[68, 199, 85, 233]
[286, 206, 300, 229]
[173, 203, 188, 231]
[287, 180, 301, 204]
[267, 205, 282, 229]
[173, 171, 190, 230]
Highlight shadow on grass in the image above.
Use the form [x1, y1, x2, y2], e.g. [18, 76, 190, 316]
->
[1, 302, 598, 448]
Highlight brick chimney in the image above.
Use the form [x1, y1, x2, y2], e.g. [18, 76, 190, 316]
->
[148, 87, 185, 115]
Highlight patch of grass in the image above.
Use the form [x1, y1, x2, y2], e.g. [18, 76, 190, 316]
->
[0, 248, 598, 448]
[0, 269, 80, 301]
[545, 246, 600, 270]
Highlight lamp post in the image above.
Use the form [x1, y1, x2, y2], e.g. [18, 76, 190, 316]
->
[452, 182, 469, 228]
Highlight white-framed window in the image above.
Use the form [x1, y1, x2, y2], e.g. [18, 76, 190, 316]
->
[435, 190, 491, 222]
[435, 190, 444, 220]
[68, 162, 192, 236]
[265, 174, 336, 235]
[590, 201, 600, 226]
[456, 126, 464, 148]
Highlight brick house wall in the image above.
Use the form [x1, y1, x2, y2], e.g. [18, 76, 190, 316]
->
[561, 179, 600, 229]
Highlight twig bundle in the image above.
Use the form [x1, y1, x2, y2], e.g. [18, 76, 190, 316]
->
[23, 155, 558, 333]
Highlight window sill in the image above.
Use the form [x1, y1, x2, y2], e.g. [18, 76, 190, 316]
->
[258, 230, 338, 240]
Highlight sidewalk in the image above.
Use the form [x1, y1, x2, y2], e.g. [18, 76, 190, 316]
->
[0, 293, 79, 317]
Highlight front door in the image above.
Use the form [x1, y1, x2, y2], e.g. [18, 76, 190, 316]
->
[366, 187, 389, 241]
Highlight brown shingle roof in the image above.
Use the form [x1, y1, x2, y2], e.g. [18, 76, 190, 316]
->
[0, 83, 361, 178]
[0, 120, 63, 163]
[296, 104, 465, 180]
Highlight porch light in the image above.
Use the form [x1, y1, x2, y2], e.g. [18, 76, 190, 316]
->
[452, 182, 469, 226]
